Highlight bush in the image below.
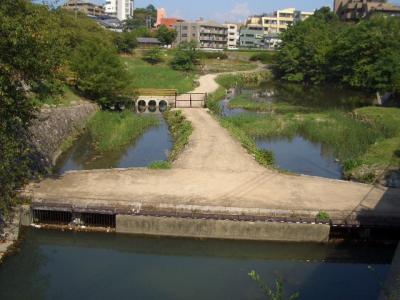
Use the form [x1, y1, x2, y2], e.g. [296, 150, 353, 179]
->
[143, 47, 164, 65]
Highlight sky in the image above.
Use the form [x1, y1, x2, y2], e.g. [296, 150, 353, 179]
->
[88, 0, 400, 22]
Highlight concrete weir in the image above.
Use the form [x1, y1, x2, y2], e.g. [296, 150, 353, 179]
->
[116, 215, 330, 243]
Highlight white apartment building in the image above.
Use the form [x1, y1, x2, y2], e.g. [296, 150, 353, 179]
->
[105, 0, 134, 21]
[225, 23, 240, 49]
[247, 8, 313, 34]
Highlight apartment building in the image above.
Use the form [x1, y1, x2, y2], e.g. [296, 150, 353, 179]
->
[105, 0, 134, 21]
[225, 23, 240, 49]
[63, 0, 105, 17]
[239, 25, 265, 48]
[174, 21, 228, 49]
[247, 8, 313, 34]
[334, 0, 400, 20]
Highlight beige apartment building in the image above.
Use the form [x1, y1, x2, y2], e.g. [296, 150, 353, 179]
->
[247, 8, 313, 34]
[334, 0, 400, 20]
[63, 0, 105, 17]
[174, 21, 228, 49]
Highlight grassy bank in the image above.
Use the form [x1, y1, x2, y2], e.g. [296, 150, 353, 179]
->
[202, 58, 258, 73]
[87, 111, 159, 153]
[224, 93, 400, 183]
[122, 56, 196, 94]
[216, 72, 271, 89]
[164, 110, 193, 162]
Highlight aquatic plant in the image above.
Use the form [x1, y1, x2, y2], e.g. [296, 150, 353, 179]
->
[248, 271, 299, 300]
[148, 161, 171, 169]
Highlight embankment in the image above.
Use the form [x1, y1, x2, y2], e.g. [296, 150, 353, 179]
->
[29, 102, 98, 170]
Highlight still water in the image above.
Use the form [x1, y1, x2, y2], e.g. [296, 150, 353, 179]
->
[54, 116, 172, 174]
[0, 229, 394, 300]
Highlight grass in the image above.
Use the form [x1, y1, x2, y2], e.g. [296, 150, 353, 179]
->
[148, 161, 172, 169]
[164, 110, 193, 162]
[202, 58, 258, 73]
[122, 55, 196, 94]
[87, 111, 159, 153]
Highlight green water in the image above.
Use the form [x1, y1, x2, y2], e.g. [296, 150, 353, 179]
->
[0, 229, 395, 300]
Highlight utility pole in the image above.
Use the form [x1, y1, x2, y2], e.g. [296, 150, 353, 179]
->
[74, 0, 78, 21]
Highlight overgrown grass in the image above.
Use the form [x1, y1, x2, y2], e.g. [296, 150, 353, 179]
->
[122, 56, 196, 94]
[32, 85, 87, 107]
[249, 51, 276, 64]
[87, 111, 159, 153]
[164, 110, 193, 162]
[216, 72, 271, 89]
[219, 118, 274, 167]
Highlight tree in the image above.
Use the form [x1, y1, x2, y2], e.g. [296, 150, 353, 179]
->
[70, 39, 130, 107]
[170, 41, 201, 71]
[143, 48, 164, 64]
[156, 25, 178, 45]
[124, 5, 157, 30]
[0, 0, 65, 214]
[114, 31, 138, 53]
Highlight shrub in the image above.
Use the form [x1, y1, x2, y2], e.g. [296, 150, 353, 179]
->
[316, 211, 330, 222]
[142, 47, 164, 65]
[148, 161, 171, 169]
[198, 51, 228, 60]
[249, 52, 275, 64]
[113, 31, 138, 54]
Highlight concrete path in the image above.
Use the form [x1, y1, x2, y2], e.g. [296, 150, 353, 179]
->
[27, 72, 400, 222]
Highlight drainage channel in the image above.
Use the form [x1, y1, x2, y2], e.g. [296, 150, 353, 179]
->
[32, 210, 116, 230]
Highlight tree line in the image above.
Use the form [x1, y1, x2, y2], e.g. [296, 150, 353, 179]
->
[275, 7, 400, 97]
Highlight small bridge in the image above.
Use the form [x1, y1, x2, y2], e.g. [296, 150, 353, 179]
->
[136, 89, 207, 113]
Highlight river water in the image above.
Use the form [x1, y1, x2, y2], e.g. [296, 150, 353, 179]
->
[0, 229, 395, 300]
[54, 116, 172, 174]
[220, 82, 373, 180]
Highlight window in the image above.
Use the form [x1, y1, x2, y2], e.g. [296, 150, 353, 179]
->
[182, 26, 188, 30]
[245, 34, 254, 38]
[182, 33, 187, 37]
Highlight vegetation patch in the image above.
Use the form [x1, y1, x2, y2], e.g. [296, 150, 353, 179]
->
[203, 59, 258, 73]
[249, 51, 276, 64]
[122, 56, 196, 94]
[223, 96, 400, 183]
[87, 111, 159, 153]
[148, 161, 171, 169]
[216, 72, 271, 89]
[164, 110, 193, 162]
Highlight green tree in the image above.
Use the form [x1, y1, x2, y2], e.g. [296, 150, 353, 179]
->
[332, 15, 400, 93]
[114, 31, 138, 53]
[0, 0, 65, 214]
[70, 40, 130, 107]
[143, 48, 164, 64]
[170, 41, 201, 71]
[156, 25, 178, 45]
[124, 5, 157, 30]
[275, 7, 339, 84]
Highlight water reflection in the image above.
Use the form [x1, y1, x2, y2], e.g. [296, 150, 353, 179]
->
[0, 229, 394, 300]
[54, 116, 172, 174]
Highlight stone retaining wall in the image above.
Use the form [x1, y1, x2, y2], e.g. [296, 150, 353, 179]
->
[29, 102, 98, 169]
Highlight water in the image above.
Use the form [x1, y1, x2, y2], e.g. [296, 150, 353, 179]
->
[256, 136, 343, 179]
[0, 229, 395, 300]
[54, 116, 172, 174]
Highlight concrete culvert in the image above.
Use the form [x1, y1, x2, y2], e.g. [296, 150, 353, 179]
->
[138, 100, 147, 113]
[159, 100, 168, 112]
[148, 100, 157, 113]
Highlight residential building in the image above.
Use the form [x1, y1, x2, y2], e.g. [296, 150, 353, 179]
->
[92, 15, 123, 32]
[225, 23, 241, 49]
[157, 18, 185, 29]
[174, 20, 228, 49]
[105, 0, 134, 21]
[334, 0, 400, 20]
[247, 8, 313, 35]
[155, 8, 167, 27]
[239, 25, 265, 48]
[63, 0, 105, 17]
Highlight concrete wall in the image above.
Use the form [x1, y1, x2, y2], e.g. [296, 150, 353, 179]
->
[29, 102, 98, 169]
[116, 215, 330, 243]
